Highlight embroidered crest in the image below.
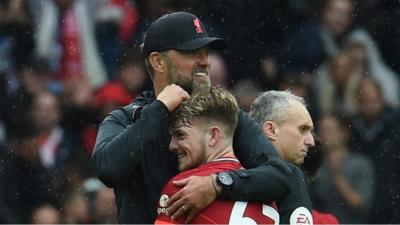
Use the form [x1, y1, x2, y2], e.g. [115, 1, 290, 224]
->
[193, 18, 203, 34]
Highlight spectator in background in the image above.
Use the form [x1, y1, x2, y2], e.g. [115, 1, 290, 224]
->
[0, 0, 35, 93]
[278, 0, 355, 73]
[34, 0, 107, 88]
[59, 77, 97, 151]
[350, 77, 400, 223]
[345, 29, 399, 108]
[3, 57, 54, 140]
[82, 178, 118, 223]
[209, 51, 230, 88]
[94, 46, 147, 120]
[59, 190, 90, 223]
[258, 56, 279, 91]
[192, 0, 308, 81]
[314, 52, 362, 116]
[92, 187, 118, 223]
[313, 113, 375, 223]
[95, 0, 140, 77]
[31, 92, 77, 174]
[351, 77, 399, 162]
[0, 122, 56, 223]
[80, 46, 147, 154]
[31, 204, 60, 224]
[361, 0, 400, 73]
[231, 78, 261, 112]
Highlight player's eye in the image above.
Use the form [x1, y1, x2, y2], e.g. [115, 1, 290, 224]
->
[176, 131, 185, 139]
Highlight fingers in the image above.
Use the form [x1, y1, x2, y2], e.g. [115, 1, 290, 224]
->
[185, 208, 199, 224]
[157, 84, 190, 112]
[167, 197, 186, 219]
[166, 177, 192, 219]
[172, 177, 190, 187]
[166, 190, 183, 216]
[171, 203, 188, 220]
[167, 176, 217, 222]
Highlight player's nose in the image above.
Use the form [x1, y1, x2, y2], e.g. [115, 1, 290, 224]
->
[169, 136, 179, 152]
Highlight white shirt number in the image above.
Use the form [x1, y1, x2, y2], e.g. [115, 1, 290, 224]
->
[228, 201, 279, 225]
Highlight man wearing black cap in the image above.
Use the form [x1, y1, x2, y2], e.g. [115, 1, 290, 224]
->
[91, 12, 312, 224]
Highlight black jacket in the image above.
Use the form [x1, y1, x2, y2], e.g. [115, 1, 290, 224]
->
[91, 91, 311, 223]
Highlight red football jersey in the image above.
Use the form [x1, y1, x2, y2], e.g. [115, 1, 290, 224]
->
[155, 157, 279, 224]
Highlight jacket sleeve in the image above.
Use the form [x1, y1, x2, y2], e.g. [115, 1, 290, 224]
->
[90, 100, 170, 186]
[224, 111, 313, 223]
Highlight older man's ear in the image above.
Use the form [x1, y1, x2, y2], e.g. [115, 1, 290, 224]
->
[262, 121, 278, 141]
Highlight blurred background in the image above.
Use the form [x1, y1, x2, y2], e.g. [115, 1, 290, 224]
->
[0, 0, 399, 223]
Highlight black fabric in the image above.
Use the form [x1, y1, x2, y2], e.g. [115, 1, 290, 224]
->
[142, 12, 225, 56]
[0, 147, 55, 223]
[91, 91, 312, 224]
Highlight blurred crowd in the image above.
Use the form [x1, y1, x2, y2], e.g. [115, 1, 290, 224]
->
[0, 0, 399, 223]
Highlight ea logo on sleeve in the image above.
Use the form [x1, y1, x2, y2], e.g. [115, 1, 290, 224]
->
[290, 207, 313, 225]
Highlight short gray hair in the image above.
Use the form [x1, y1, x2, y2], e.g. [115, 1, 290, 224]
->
[249, 90, 306, 125]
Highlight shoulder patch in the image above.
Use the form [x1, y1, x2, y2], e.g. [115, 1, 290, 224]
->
[290, 206, 313, 225]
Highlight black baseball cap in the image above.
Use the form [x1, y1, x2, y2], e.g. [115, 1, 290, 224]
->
[142, 12, 226, 57]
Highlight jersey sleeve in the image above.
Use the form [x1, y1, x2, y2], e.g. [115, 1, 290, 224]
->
[155, 180, 185, 224]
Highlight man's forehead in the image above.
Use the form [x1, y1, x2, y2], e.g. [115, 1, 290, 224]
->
[171, 126, 189, 133]
[285, 102, 313, 127]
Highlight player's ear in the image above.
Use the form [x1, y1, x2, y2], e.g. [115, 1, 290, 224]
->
[149, 52, 166, 74]
[262, 121, 278, 141]
[209, 126, 220, 148]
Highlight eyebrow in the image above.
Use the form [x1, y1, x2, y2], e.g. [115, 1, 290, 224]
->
[301, 124, 314, 131]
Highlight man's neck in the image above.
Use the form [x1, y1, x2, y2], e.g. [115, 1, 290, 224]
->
[206, 145, 235, 163]
[154, 83, 164, 97]
[273, 143, 285, 160]
[153, 77, 168, 96]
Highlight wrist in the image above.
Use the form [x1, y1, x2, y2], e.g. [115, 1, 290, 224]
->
[154, 98, 172, 112]
[215, 171, 234, 194]
[211, 174, 222, 196]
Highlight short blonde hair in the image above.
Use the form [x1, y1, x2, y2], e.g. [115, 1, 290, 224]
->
[170, 87, 239, 137]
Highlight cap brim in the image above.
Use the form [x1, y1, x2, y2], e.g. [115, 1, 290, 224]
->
[175, 37, 226, 52]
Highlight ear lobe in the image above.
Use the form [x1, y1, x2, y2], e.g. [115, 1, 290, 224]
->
[149, 52, 165, 73]
[262, 121, 278, 141]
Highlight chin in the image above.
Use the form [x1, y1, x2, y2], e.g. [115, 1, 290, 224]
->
[178, 164, 186, 172]
[179, 163, 192, 172]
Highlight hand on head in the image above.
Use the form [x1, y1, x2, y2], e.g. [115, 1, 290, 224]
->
[157, 84, 190, 112]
